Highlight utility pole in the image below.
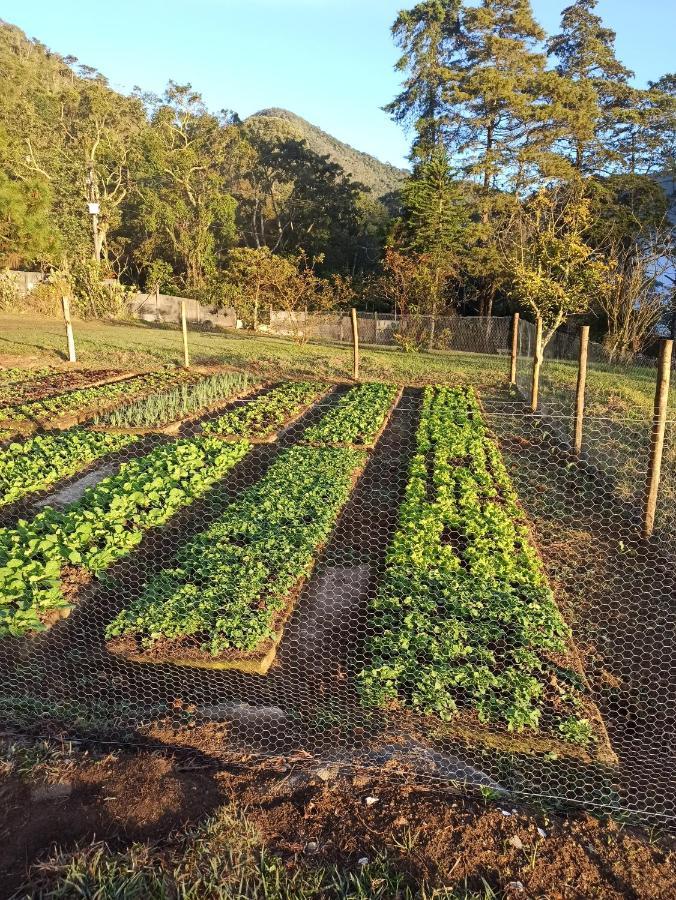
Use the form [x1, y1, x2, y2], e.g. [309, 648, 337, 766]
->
[86, 161, 102, 263]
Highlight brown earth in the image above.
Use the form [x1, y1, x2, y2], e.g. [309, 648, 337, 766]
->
[0, 739, 673, 899]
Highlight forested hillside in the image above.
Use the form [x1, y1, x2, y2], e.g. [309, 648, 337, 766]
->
[248, 108, 407, 201]
[0, 19, 392, 313]
[1, 2, 675, 357]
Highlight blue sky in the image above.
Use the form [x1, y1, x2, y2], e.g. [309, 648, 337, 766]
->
[2, 0, 674, 168]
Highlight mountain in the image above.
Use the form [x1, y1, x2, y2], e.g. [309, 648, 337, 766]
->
[247, 108, 408, 200]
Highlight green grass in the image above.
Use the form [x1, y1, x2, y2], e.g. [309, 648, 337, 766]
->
[2, 315, 671, 418]
[0, 315, 507, 392]
[15, 805, 498, 900]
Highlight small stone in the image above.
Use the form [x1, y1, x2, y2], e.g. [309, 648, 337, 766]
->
[365, 796, 379, 807]
[357, 857, 369, 866]
[31, 782, 72, 802]
[507, 882, 525, 894]
[508, 835, 524, 851]
[305, 841, 318, 852]
[501, 809, 512, 817]
[537, 827, 547, 839]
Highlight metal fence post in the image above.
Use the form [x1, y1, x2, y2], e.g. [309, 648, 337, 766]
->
[573, 325, 590, 455]
[643, 339, 673, 539]
[181, 299, 190, 368]
[509, 312, 520, 385]
[530, 316, 543, 412]
[351, 307, 360, 381]
[61, 296, 77, 363]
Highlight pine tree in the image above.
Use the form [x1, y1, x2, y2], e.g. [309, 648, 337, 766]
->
[546, 0, 634, 174]
[386, 1, 462, 161]
[400, 149, 470, 335]
[403, 149, 469, 255]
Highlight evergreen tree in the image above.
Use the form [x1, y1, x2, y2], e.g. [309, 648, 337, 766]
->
[403, 149, 468, 254]
[546, 0, 634, 174]
[386, 1, 462, 161]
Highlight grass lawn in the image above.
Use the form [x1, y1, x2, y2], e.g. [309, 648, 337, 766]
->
[0, 314, 508, 392]
[1, 315, 672, 420]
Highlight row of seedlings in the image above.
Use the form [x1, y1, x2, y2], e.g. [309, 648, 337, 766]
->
[201, 380, 331, 442]
[0, 367, 129, 411]
[300, 382, 401, 449]
[92, 370, 254, 434]
[0, 369, 205, 431]
[105, 382, 403, 671]
[0, 371, 256, 512]
[106, 446, 366, 672]
[358, 386, 616, 764]
[0, 437, 251, 637]
[0, 428, 139, 509]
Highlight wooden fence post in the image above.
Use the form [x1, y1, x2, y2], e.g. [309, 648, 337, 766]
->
[573, 325, 590, 455]
[530, 316, 543, 412]
[61, 296, 76, 363]
[509, 312, 520, 385]
[351, 307, 360, 381]
[181, 299, 190, 368]
[643, 339, 673, 539]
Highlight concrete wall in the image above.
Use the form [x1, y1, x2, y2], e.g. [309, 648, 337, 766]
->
[7, 270, 45, 296]
[129, 292, 237, 330]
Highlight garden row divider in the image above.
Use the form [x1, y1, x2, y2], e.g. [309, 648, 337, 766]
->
[105, 453, 368, 674]
[300, 386, 404, 451]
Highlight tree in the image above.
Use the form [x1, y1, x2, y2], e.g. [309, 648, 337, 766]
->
[585, 174, 669, 250]
[222, 247, 296, 330]
[131, 83, 240, 297]
[597, 230, 674, 360]
[401, 149, 469, 337]
[386, 1, 462, 160]
[0, 170, 56, 267]
[221, 247, 333, 335]
[237, 118, 368, 273]
[504, 184, 605, 347]
[546, 0, 635, 175]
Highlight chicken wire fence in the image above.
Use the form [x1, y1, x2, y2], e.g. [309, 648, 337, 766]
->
[0, 336, 674, 828]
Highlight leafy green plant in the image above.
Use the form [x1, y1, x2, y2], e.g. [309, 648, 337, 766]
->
[358, 386, 594, 745]
[106, 446, 365, 656]
[0, 437, 250, 637]
[0, 427, 138, 507]
[202, 381, 327, 439]
[302, 382, 398, 447]
[0, 370, 202, 424]
[96, 371, 252, 428]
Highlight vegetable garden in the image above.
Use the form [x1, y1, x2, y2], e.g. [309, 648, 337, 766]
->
[0, 361, 674, 827]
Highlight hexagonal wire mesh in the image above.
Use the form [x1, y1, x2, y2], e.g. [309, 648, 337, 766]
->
[0, 321, 674, 827]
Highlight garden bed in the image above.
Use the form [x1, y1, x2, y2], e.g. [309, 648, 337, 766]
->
[0, 368, 131, 410]
[105, 446, 367, 673]
[0, 428, 139, 509]
[0, 437, 251, 637]
[90, 371, 257, 435]
[0, 370, 203, 431]
[201, 381, 332, 443]
[358, 386, 616, 766]
[300, 382, 402, 449]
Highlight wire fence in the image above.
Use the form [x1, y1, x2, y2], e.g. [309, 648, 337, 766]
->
[0, 323, 674, 827]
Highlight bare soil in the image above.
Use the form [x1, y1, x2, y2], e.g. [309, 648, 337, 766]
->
[0, 741, 673, 899]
